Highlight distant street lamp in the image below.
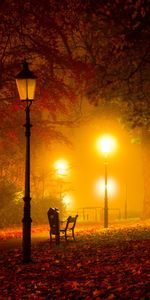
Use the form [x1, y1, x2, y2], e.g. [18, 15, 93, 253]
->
[16, 59, 37, 263]
[63, 194, 72, 210]
[97, 135, 116, 228]
[54, 159, 69, 176]
[54, 159, 69, 201]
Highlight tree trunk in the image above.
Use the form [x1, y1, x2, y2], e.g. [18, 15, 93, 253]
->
[141, 128, 150, 219]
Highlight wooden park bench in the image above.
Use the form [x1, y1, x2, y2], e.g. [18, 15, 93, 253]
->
[47, 208, 78, 245]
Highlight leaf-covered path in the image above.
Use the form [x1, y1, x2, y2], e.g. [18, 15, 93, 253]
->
[0, 222, 149, 299]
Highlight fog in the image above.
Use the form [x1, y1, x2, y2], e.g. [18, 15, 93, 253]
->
[48, 104, 144, 220]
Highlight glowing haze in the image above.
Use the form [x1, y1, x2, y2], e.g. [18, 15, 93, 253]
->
[94, 177, 118, 199]
[96, 135, 117, 155]
[54, 159, 69, 176]
[46, 104, 144, 218]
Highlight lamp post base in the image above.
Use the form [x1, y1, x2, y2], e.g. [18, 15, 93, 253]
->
[22, 196, 32, 263]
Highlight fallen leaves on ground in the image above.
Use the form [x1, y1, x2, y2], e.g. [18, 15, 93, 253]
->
[0, 221, 149, 299]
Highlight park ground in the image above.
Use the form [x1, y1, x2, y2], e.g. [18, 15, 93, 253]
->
[0, 220, 150, 299]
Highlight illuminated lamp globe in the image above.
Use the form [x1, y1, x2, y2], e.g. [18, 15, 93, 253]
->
[15, 59, 37, 101]
[97, 135, 116, 155]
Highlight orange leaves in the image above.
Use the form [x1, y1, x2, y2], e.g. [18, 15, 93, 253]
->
[68, 280, 79, 289]
[0, 228, 22, 240]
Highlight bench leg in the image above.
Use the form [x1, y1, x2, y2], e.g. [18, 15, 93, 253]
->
[56, 233, 60, 245]
[65, 230, 67, 241]
[72, 229, 75, 239]
[50, 232, 52, 244]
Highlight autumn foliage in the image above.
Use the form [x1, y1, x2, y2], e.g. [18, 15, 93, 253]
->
[0, 1, 150, 224]
[0, 221, 149, 299]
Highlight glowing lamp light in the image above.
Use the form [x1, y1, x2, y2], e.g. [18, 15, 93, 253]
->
[16, 59, 37, 101]
[94, 177, 117, 198]
[63, 194, 72, 208]
[96, 134, 117, 228]
[96, 135, 116, 155]
[54, 159, 69, 176]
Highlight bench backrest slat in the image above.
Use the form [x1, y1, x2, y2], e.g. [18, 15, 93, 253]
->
[47, 208, 78, 243]
[66, 215, 78, 230]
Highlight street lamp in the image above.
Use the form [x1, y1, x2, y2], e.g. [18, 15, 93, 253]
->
[15, 59, 37, 263]
[54, 159, 69, 176]
[54, 159, 69, 201]
[97, 135, 116, 228]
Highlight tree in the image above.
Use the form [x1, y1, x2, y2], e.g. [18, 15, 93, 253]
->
[0, 177, 23, 227]
[0, 0, 150, 218]
[72, 0, 150, 217]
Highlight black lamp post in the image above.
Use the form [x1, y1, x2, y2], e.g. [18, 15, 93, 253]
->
[104, 156, 108, 228]
[16, 60, 37, 263]
[97, 135, 116, 229]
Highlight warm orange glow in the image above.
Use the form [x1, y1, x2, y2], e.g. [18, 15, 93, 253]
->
[44, 113, 143, 217]
[94, 177, 118, 198]
[63, 194, 72, 209]
[96, 135, 116, 155]
[54, 159, 69, 176]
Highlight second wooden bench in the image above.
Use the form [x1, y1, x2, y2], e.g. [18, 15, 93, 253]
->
[47, 208, 78, 244]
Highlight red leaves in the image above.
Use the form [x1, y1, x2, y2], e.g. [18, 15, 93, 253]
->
[0, 222, 150, 299]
